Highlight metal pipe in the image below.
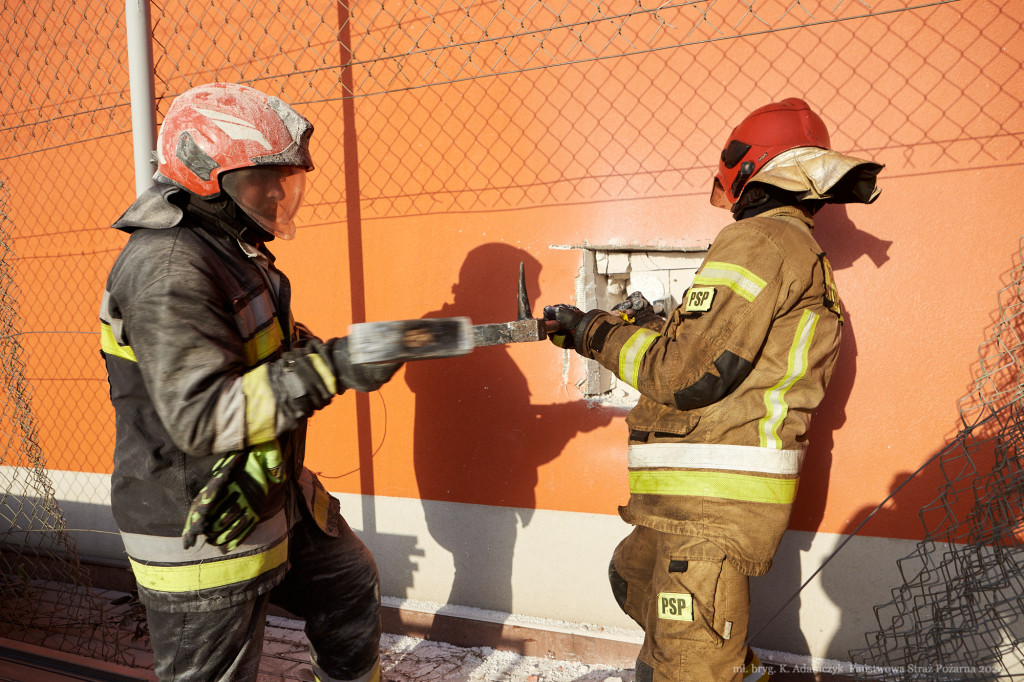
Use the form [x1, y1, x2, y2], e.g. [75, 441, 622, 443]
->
[124, 0, 157, 197]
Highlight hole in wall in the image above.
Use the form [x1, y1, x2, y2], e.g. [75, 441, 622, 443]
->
[564, 244, 709, 408]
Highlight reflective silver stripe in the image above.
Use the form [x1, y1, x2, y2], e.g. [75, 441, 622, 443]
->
[212, 376, 247, 454]
[120, 508, 288, 563]
[100, 290, 127, 345]
[97, 288, 130, 350]
[232, 289, 277, 340]
[627, 442, 804, 475]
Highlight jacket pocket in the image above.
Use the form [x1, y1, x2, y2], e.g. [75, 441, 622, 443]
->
[298, 468, 343, 537]
[626, 403, 700, 440]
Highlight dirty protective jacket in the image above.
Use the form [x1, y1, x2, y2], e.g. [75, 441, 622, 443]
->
[100, 184, 341, 610]
[575, 205, 842, 576]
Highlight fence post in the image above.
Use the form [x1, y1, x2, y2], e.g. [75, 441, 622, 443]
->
[125, 0, 157, 197]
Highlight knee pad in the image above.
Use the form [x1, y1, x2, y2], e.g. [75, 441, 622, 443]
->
[635, 659, 654, 682]
[608, 558, 629, 612]
[311, 647, 380, 682]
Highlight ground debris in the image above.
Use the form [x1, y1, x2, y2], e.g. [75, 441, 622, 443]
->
[380, 634, 632, 682]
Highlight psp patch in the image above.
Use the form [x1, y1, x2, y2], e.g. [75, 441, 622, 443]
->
[684, 287, 715, 313]
[657, 592, 693, 621]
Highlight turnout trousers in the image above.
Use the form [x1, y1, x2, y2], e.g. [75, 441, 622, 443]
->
[143, 503, 381, 682]
[609, 525, 770, 681]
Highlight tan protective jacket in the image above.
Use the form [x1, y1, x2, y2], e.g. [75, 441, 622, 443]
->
[576, 205, 842, 576]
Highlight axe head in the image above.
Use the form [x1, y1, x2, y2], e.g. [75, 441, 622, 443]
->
[348, 317, 474, 364]
[347, 261, 549, 364]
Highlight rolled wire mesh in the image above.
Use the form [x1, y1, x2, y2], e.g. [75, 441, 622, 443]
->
[849, 239, 1024, 680]
[0, 176, 123, 662]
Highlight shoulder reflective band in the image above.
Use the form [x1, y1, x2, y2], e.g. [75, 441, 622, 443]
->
[129, 538, 288, 593]
[244, 322, 285, 366]
[618, 328, 660, 389]
[693, 261, 767, 303]
[628, 443, 804, 475]
[629, 470, 798, 504]
[759, 310, 818, 449]
[232, 289, 285, 365]
[99, 322, 137, 362]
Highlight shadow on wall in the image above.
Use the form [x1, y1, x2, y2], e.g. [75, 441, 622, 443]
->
[404, 243, 613, 613]
[749, 204, 895, 657]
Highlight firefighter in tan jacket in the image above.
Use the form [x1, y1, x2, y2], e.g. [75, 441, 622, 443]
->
[543, 98, 882, 681]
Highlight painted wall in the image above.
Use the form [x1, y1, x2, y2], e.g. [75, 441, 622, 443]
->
[3, 0, 1023, 664]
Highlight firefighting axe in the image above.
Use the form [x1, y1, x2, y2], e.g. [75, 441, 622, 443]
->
[348, 262, 563, 364]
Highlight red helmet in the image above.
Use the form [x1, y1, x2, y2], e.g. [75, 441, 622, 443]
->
[154, 82, 314, 198]
[711, 98, 830, 207]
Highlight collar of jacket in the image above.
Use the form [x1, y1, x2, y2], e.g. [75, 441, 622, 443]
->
[111, 183, 276, 248]
[737, 203, 814, 230]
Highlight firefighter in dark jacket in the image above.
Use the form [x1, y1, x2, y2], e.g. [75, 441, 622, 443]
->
[100, 82, 397, 682]
[543, 98, 882, 681]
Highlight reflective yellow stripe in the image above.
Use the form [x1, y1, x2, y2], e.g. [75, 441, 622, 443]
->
[693, 261, 766, 303]
[618, 328, 660, 389]
[129, 538, 288, 593]
[628, 470, 798, 504]
[243, 322, 285, 366]
[242, 364, 277, 443]
[313, 485, 330, 529]
[759, 310, 817, 449]
[99, 322, 137, 362]
[743, 649, 770, 682]
[309, 352, 337, 394]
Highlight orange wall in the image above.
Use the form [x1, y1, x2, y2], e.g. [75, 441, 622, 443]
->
[7, 0, 1023, 545]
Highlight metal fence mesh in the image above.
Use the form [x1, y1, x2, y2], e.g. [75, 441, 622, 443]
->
[5, 0, 1024, 673]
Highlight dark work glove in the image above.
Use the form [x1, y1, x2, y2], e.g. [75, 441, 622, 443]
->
[330, 336, 402, 392]
[543, 304, 586, 349]
[611, 291, 664, 327]
[182, 443, 285, 552]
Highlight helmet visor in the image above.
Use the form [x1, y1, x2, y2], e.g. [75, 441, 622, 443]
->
[221, 165, 307, 240]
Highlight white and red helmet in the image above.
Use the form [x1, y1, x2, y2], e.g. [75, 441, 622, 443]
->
[710, 98, 882, 210]
[155, 82, 314, 196]
[154, 83, 314, 239]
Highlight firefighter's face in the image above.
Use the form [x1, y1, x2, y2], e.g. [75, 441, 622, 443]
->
[221, 165, 307, 240]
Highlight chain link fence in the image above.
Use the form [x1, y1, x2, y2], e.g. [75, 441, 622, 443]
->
[5, 0, 1024, 671]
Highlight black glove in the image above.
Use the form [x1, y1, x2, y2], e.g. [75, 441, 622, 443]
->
[182, 443, 285, 552]
[330, 336, 401, 392]
[543, 304, 585, 349]
[610, 291, 664, 327]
